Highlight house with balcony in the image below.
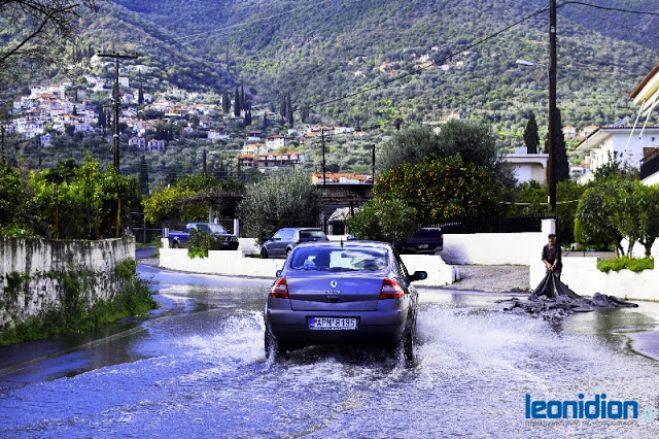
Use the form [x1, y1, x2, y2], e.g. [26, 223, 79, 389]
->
[501, 146, 549, 185]
[576, 126, 659, 180]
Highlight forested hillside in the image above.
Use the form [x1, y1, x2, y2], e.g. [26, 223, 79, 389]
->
[111, 0, 658, 135]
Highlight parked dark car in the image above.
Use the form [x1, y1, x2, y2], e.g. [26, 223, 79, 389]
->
[264, 241, 427, 362]
[395, 227, 443, 254]
[260, 228, 328, 258]
[167, 222, 239, 250]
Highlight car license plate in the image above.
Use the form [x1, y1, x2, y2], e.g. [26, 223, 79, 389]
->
[417, 244, 429, 249]
[308, 317, 357, 331]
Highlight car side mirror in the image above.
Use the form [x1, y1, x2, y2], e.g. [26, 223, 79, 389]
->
[409, 271, 428, 282]
[275, 270, 282, 277]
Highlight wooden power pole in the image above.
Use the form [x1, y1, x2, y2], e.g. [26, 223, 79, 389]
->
[98, 51, 139, 171]
[547, 0, 557, 214]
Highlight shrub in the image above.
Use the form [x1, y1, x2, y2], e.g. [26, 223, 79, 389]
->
[347, 198, 417, 243]
[597, 257, 654, 273]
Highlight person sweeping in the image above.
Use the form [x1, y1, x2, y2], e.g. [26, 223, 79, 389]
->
[542, 233, 562, 280]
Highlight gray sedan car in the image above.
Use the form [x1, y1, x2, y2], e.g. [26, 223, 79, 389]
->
[264, 241, 427, 362]
[260, 227, 328, 258]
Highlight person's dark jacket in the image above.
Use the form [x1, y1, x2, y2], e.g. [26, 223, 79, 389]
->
[542, 244, 562, 271]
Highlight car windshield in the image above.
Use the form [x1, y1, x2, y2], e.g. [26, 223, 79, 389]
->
[289, 247, 388, 272]
[299, 230, 326, 240]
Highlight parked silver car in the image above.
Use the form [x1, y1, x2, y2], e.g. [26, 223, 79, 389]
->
[264, 241, 427, 362]
[260, 227, 328, 258]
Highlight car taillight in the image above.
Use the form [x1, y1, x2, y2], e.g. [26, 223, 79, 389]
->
[270, 277, 289, 299]
[379, 278, 405, 299]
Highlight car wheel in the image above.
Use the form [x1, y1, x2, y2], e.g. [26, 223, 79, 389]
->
[264, 327, 278, 360]
[402, 319, 417, 367]
[261, 247, 269, 259]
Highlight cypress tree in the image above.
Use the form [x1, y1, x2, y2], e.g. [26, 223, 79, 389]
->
[286, 92, 294, 127]
[244, 102, 252, 126]
[545, 108, 570, 182]
[222, 90, 231, 113]
[240, 82, 246, 112]
[279, 94, 287, 119]
[233, 86, 241, 117]
[523, 112, 540, 153]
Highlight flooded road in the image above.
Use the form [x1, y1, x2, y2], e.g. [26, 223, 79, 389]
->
[1, 265, 658, 438]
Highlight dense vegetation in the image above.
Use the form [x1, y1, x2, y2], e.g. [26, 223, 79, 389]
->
[0, 160, 139, 239]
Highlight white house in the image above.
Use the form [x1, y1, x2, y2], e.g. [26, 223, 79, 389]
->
[129, 136, 146, 149]
[147, 139, 166, 153]
[576, 126, 659, 176]
[208, 130, 230, 141]
[501, 146, 549, 185]
[631, 63, 659, 185]
[40, 133, 52, 147]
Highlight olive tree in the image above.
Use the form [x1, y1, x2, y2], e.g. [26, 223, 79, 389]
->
[238, 171, 322, 243]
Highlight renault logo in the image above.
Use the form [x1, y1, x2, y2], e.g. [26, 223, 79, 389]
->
[330, 280, 338, 288]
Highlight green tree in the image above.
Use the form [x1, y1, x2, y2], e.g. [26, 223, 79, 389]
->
[523, 112, 539, 153]
[238, 171, 321, 243]
[347, 198, 417, 244]
[222, 89, 231, 114]
[636, 183, 659, 257]
[375, 156, 502, 224]
[576, 178, 626, 254]
[233, 86, 241, 117]
[0, 165, 26, 228]
[545, 108, 570, 182]
[377, 121, 511, 187]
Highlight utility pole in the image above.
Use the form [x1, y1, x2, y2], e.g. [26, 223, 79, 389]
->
[98, 51, 139, 171]
[321, 128, 326, 185]
[547, 0, 557, 214]
[1, 125, 5, 166]
[203, 149, 208, 175]
[371, 144, 376, 182]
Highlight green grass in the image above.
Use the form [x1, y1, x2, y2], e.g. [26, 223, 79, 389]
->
[597, 257, 654, 273]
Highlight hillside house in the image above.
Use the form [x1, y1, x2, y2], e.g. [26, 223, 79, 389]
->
[563, 125, 577, 140]
[239, 151, 305, 170]
[147, 139, 166, 153]
[501, 147, 549, 185]
[129, 137, 146, 149]
[311, 172, 373, 185]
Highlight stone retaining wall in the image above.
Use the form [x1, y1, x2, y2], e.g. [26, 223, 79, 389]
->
[0, 237, 135, 332]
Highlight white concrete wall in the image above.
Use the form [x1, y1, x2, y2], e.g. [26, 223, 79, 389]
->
[160, 248, 284, 278]
[159, 248, 456, 286]
[401, 254, 456, 287]
[529, 242, 659, 302]
[440, 232, 546, 265]
[642, 172, 659, 186]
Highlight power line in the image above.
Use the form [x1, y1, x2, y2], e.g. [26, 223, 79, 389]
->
[301, 4, 552, 111]
[560, 1, 659, 16]
[171, 0, 343, 44]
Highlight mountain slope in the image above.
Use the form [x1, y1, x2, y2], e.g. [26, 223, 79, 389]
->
[108, 0, 658, 135]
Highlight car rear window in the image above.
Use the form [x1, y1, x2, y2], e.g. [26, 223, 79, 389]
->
[299, 230, 326, 240]
[290, 247, 388, 272]
[413, 229, 442, 238]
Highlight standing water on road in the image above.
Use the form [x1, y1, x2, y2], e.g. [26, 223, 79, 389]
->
[1, 266, 658, 438]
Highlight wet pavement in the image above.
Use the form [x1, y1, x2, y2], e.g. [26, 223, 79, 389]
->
[1, 264, 658, 438]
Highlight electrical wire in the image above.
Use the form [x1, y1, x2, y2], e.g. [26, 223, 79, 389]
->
[560, 1, 659, 17]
